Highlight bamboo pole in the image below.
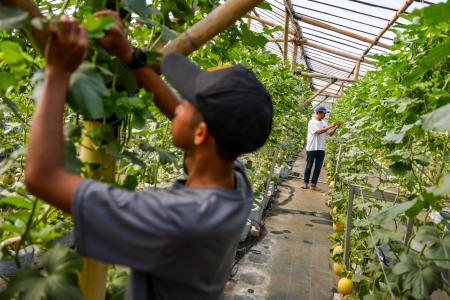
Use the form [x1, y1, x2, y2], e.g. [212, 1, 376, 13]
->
[307, 57, 363, 77]
[248, 14, 297, 35]
[292, 14, 390, 49]
[291, 42, 298, 71]
[268, 37, 297, 42]
[248, 13, 376, 64]
[282, 11, 289, 64]
[78, 121, 116, 299]
[312, 96, 329, 110]
[159, 0, 266, 67]
[284, 0, 311, 71]
[354, 60, 361, 80]
[295, 79, 337, 112]
[294, 71, 355, 83]
[301, 40, 375, 64]
[359, 0, 413, 62]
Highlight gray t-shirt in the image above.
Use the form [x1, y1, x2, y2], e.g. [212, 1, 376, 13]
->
[72, 160, 253, 299]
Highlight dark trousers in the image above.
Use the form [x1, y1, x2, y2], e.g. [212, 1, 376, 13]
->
[304, 150, 325, 186]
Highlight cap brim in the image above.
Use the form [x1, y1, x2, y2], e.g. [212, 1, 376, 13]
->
[161, 53, 203, 107]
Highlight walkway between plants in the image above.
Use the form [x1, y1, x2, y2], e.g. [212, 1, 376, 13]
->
[221, 150, 338, 299]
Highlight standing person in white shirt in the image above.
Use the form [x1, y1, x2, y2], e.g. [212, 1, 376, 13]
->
[301, 106, 340, 192]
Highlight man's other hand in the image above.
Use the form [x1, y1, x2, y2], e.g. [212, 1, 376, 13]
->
[94, 10, 134, 63]
[46, 17, 88, 77]
[330, 122, 337, 127]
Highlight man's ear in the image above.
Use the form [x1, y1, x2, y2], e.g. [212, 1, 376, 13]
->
[194, 122, 209, 145]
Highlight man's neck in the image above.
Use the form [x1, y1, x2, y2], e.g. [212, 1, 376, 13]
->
[184, 152, 235, 189]
[315, 115, 322, 121]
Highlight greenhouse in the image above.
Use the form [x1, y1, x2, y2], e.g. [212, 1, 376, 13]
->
[0, 0, 449, 299]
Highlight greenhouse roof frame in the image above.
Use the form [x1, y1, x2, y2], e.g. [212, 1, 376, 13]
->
[246, 0, 444, 99]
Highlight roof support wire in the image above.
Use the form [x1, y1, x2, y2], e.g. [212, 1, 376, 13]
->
[291, 12, 391, 49]
[294, 77, 337, 112]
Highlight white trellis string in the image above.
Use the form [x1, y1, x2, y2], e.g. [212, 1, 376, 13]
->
[359, 190, 396, 300]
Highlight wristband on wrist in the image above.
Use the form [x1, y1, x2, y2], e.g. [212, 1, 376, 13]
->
[126, 49, 147, 70]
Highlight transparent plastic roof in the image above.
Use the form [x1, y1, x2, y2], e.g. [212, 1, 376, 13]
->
[246, 0, 444, 97]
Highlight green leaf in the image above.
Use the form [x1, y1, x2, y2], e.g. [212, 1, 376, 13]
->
[120, 175, 138, 191]
[1, 41, 26, 64]
[161, 25, 178, 41]
[388, 160, 412, 176]
[383, 132, 404, 143]
[106, 269, 128, 300]
[136, 17, 158, 27]
[240, 23, 268, 48]
[257, 2, 272, 10]
[63, 125, 83, 175]
[402, 66, 429, 87]
[373, 198, 418, 225]
[428, 173, 450, 197]
[371, 228, 404, 246]
[123, 0, 161, 17]
[413, 154, 430, 166]
[422, 103, 450, 133]
[0, 6, 29, 30]
[83, 15, 116, 39]
[68, 62, 109, 119]
[393, 253, 443, 299]
[0, 196, 33, 210]
[421, 37, 450, 67]
[1, 97, 26, 124]
[416, 226, 450, 268]
[160, 0, 194, 21]
[0, 244, 84, 300]
[139, 142, 179, 166]
[0, 73, 19, 94]
[351, 274, 370, 282]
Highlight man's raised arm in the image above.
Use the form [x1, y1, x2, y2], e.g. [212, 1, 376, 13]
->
[25, 18, 87, 213]
[94, 10, 180, 120]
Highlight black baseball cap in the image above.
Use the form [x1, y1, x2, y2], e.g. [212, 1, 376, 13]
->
[162, 52, 273, 157]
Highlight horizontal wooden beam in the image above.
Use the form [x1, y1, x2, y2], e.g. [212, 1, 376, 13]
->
[268, 37, 306, 43]
[294, 71, 355, 83]
[292, 14, 390, 49]
[302, 40, 375, 64]
[248, 14, 376, 65]
[307, 57, 363, 77]
[248, 14, 297, 35]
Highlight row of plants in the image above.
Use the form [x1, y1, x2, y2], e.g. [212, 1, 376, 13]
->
[0, 0, 312, 297]
[325, 1, 450, 299]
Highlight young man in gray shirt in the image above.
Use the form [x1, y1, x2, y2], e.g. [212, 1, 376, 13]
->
[25, 11, 273, 299]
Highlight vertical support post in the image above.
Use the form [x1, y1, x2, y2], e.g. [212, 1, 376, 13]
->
[332, 144, 344, 195]
[290, 42, 298, 71]
[264, 150, 278, 198]
[77, 121, 116, 300]
[247, 15, 252, 28]
[404, 217, 414, 245]
[282, 11, 289, 64]
[344, 185, 355, 269]
[354, 60, 361, 80]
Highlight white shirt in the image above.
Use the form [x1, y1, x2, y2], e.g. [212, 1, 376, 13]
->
[306, 118, 330, 151]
